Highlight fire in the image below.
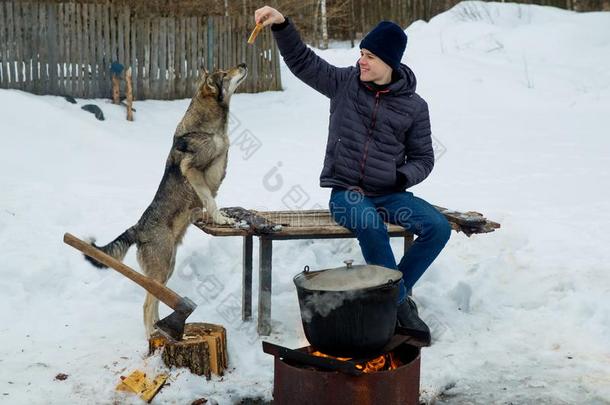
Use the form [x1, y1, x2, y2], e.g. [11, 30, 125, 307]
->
[355, 353, 401, 373]
[311, 351, 352, 362]
[310, 350, 401, 373]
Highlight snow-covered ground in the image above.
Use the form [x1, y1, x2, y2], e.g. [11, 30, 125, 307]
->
[1, 1, 609, 404]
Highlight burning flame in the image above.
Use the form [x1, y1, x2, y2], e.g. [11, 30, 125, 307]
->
[311, 351, 352, 362]
[310, 351, 401, 373]
[355, 352, 401, 373]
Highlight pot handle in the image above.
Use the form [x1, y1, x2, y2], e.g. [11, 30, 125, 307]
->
[343, 259, 354, 269]
[380, 279, 398, 290]
[304, 265, 310, 273]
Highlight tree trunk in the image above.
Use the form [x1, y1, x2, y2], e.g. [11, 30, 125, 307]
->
[320, 0, 329, 49]
[359, 0, 365, 37]
[148, 323, 228, 380]
[349, 0, 356, 48]
[313, 0, 320, 48]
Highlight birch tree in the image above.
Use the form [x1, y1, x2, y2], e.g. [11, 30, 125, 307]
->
[320, 0, 329, 49]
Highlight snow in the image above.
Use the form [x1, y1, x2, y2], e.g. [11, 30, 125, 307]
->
[1, 1, 609, 403]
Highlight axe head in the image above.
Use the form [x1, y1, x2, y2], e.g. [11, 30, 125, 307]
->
[154, 297, 197, 342]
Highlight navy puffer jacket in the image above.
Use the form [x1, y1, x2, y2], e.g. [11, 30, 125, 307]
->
[272, 19, 434, 196]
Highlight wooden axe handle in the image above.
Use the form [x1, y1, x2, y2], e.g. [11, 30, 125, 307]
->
[63, 232, 182, 310]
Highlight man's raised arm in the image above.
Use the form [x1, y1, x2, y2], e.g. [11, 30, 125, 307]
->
[255, 5, 353, 99]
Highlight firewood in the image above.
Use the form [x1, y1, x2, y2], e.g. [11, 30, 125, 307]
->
[116, 370, 168, 402]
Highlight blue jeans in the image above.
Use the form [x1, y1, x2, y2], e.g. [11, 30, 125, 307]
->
[329, 187, 452, 304]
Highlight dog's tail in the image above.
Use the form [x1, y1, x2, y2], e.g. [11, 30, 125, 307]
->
[85, 226, 137, 268]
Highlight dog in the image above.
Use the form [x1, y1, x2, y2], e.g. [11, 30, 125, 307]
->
[85, 63, 248, 336]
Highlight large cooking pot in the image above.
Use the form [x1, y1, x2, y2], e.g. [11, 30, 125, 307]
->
[293, 259, 402, 357]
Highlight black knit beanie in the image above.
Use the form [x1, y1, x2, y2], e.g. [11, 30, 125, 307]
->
[359, 21, 407, 71]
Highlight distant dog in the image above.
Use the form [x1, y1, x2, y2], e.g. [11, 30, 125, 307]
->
[85, 64, 248, 336]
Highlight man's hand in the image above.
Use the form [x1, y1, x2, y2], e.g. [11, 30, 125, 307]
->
[254, 5, 285, 27]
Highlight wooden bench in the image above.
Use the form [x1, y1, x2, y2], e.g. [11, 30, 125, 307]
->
[195, 207, 500, 336]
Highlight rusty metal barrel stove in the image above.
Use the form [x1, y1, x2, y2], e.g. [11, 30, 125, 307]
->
[273, 343, 421, 405]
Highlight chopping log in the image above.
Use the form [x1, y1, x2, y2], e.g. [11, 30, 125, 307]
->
[148, 323, 228, 380]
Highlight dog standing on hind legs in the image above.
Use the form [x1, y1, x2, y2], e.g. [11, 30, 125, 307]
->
[84, 63, 248, 337]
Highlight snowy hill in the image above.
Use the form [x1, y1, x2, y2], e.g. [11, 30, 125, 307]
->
[1, 1, 609, 404]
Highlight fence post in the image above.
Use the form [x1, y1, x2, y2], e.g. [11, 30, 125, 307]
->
[207, 16, 214, 72]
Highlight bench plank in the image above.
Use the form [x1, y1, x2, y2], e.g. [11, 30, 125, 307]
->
[195, 207, 500, 336]
[195, 207, 500, 237]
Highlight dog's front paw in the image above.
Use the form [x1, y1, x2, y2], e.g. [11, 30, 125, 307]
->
[212, 211, 235, 225]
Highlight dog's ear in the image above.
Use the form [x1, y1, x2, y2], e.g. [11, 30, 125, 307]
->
[206, 74, 224, 103]
[205, 74, 218, 95]
[198, 68, 211, 87]
[195, 68, 210, 91]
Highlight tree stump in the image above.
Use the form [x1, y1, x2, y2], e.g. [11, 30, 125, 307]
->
[148, 323, 227, 380]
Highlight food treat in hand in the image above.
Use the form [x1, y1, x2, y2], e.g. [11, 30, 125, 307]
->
[247, 23, 263, 44]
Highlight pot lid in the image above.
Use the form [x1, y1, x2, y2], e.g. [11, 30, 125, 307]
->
[295, 259, 403, 291]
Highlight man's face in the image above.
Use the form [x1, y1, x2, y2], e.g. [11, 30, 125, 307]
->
[358, 48, 392, 83]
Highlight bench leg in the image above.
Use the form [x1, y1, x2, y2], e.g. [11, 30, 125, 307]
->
[404, 234, 415, 297]
[242, 235, 253, 321]
[258, 237, 272, 336]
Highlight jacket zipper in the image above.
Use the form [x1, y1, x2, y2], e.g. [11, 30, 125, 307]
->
[359, 89, 389, 185]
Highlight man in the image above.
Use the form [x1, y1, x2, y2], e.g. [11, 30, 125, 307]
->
[255, 6, 451, 345]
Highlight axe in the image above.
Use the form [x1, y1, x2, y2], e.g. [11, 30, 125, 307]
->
[63, 233, 196, 341]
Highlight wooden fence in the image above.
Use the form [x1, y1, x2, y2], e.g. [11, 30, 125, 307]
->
[0, 1, 281, 99]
